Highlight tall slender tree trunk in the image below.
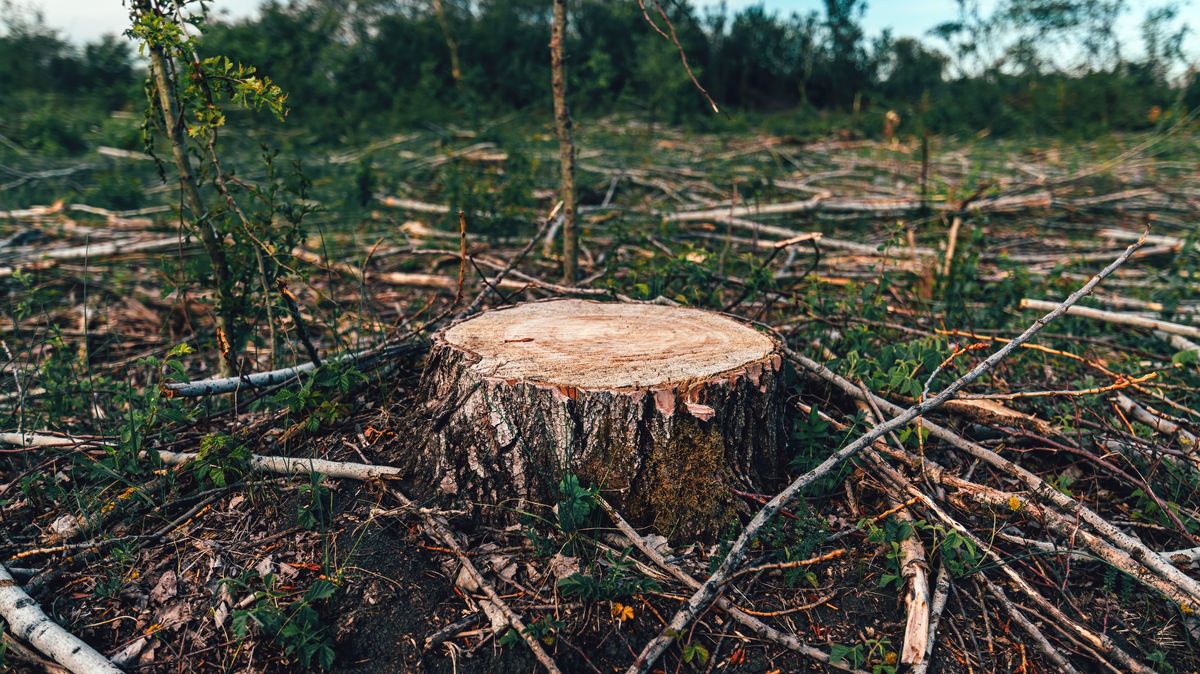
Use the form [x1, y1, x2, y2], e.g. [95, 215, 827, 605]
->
[432, 0, 463, 87]
[550, 0, 578, 283]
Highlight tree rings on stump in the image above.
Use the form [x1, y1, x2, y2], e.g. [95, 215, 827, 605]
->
[413, 299, 787, 537]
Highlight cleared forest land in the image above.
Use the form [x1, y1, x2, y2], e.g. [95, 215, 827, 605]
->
[2, 118, 1199, 673]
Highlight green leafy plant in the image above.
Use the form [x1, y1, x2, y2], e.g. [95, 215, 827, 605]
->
[127, 0, 310, 371]
[920, 522, 982, 577]
[191, 433, 250, 488]
[862, 515, 914, 589]
[681, 640, 710, 667]
[1148, 649, 1177, 674]
[296, 472, 332, 531]
[830, 637, 898, 674]
[228, 573, 337, 670]
[107, 343, 197, 477]
[91, 543, 137, 599]
[270, 362, 364, 434]
[556, 473, 597, 534]
[557, 549, 659, 601]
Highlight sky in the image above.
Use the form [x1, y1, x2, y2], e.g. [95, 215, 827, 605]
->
[20, 0, 977, 42]
[18, 0, 1200, 61]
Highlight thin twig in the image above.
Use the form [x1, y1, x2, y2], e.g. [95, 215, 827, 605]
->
[624, 229, 1148, 674]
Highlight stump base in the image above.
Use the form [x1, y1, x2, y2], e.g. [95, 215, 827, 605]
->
[411, 299, 789, 536]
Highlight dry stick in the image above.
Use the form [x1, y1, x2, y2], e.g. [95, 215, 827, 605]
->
[865, 453, 1150, 673]
[1019, 298, 1200, 339]
[154, 450, 402, 481]
[910, 566, 951, 674]
[954, 372, 1157, 400]
[1154, 330, 1200, 354]
[624, 232, 1147, 674]
[885, 485, 931, 664]
[982, 576, 1082, 674]
[941, 215, 962, 278]
[724, 548, 846, 583]
[595, 499, 866, 674]
[278, 281, 321, 368]
[708, 215, 938, 258]
[0, 564, 123, 673]
[788, 352, 1200, 609]
[663, 191, 1052, 223]
[1, 235, 178, 265]
[453, 211, 468, 309]
[549, 0, 578, 283]
[1114, 393, 1197, 448]
[0, 433, 405, 482]
[378, 483, 563, 674]
[641, 0, 719, 114]
[457, 201, 561, 319]
[161, 341, 423, 397]
[853, 393, 931, 668]
[1164, 547, 1200, 564]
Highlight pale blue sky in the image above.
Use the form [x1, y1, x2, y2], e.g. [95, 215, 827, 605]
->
[22, 0, 975, 42]
[22, 0, 1200, 62]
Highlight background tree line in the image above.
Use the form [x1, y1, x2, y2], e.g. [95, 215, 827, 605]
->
[2, 0, 1198, 150]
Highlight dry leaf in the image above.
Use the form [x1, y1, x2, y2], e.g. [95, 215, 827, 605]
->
[150, 571, 177, 604]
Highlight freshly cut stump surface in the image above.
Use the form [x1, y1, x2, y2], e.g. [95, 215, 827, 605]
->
[413, 299, 788, 536]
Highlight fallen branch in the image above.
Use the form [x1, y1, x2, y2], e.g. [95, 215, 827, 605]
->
[1155, 330, 1200, 354]
[853, 393, 931, 668]
[0, 236, 180, 278]
[664, 190, 1053, 222]
[866, 453, 1151, 673]
[1114, 393, 1197, 449]
[790, 353, 1200, 608]
[624, 231, 1147, 674]
[155, 450, 402, 481]
[596, 498, 865, 673]
[1019, 298, 1200, 339]
[909, 566, 950, 674]
[983, 576, 1082, 674]
[379, 484, 563, 674]
[164, 341, 422, 396]
[0, 433, 403, 482]
[0, 563, 123, 673]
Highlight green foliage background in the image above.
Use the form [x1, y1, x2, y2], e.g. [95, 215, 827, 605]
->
[2, 0, 1197, 152]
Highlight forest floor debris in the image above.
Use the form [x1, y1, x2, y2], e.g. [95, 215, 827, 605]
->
[2, 120, 1199, 672]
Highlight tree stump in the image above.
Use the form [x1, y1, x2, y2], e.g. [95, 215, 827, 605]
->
[413, 299, 788, 536]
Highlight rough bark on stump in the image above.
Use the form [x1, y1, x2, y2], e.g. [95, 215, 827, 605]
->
[412, 299, 788, 537]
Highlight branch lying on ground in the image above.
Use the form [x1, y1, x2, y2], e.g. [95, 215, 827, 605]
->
[0, 432, 558, 672]
[376, 481, 563, 674]
[0, 563, 123, 674]
[623, 230, 1148, 674]
[1020, 297, 1200, 339]
[596, 498, 866, 674]
[162, 341, 423, 397]
[791, 352, 1200, 608]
